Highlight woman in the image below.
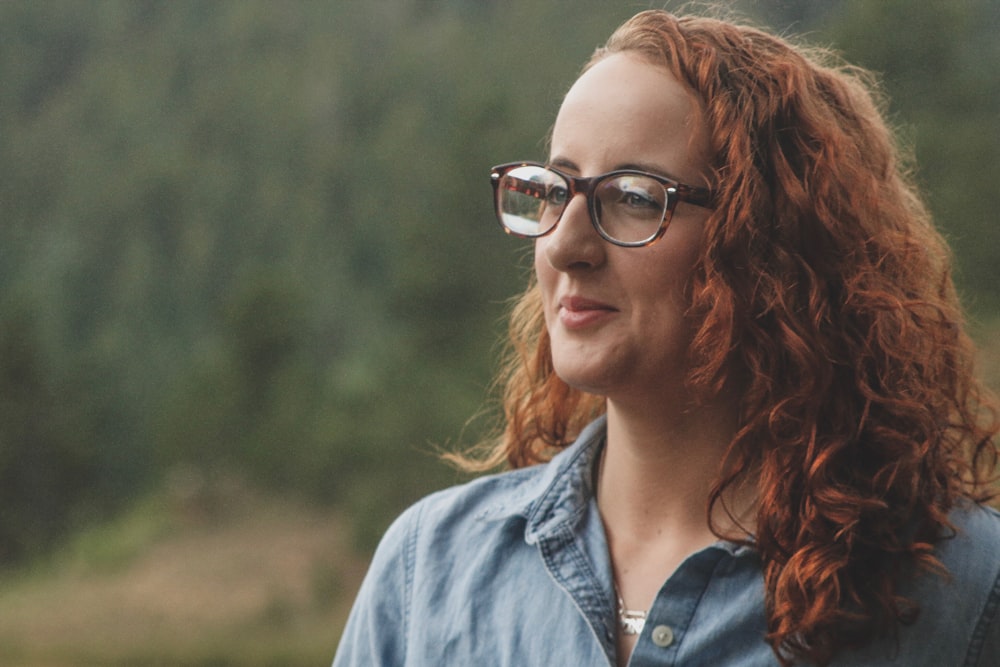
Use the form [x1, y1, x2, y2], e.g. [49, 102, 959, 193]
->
[333, 10, 1000, 666]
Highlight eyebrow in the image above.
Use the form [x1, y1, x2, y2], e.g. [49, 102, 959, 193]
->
[548, 156, 579, 172]
[547, 155, 684, 182]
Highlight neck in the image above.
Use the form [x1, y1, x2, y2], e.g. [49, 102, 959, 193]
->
[601, 395, 742, 527]
[596, 393, 752, 597]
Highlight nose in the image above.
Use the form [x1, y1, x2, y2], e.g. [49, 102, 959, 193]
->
[538, 192, 606, 272]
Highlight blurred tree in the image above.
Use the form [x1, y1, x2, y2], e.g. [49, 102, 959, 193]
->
[825, 0, 1000, 313]
[0, 299, 96, 562]
[0, 0, 995, 563]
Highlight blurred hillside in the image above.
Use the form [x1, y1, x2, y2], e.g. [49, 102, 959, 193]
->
[1, 0, 998, 573]
[0, 482, 365, 666]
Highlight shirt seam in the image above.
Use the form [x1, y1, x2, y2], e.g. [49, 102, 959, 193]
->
[402, 500, 423, 662]
[963, 558, 1000, 667]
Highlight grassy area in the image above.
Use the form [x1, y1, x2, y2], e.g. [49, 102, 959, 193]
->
[0, 477, 365, 667]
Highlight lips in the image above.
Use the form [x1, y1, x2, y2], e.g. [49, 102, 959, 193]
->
[557, 295, 618, 329]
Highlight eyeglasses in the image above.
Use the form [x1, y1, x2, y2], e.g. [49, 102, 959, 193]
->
[490, 161, 714, 248]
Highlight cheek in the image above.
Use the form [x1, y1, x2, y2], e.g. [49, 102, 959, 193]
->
[632, 231, 703, 321]
[655, 220, 703, 290]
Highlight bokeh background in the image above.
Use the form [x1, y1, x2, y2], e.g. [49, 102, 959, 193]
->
[1, 1, 998, 664]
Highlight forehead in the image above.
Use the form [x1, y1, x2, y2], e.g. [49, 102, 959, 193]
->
[551, 53, 708, 182]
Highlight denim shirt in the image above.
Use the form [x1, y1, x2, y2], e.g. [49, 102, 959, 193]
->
[333, 417, 1000, 666]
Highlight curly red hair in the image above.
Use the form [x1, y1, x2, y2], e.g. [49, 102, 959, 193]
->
[466, 9, 999, 666]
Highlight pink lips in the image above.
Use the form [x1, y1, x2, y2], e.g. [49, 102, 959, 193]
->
[558, 296, 618, 329]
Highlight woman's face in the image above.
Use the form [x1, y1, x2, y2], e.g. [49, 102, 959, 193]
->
[535, 52, 713, 407]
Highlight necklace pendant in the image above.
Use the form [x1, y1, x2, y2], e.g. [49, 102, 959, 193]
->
[620, 609, 647, 635]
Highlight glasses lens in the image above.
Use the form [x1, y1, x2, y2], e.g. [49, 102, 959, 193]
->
[594, 175, 669, 244]
[497, 165, 566, 237]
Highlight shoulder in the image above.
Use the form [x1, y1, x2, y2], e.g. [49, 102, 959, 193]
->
[909, 503, 1000, 666]
[944, 503, 1000, 655]
[949, 501, 1000, 544]
[415, 462, 551, 523]
[830, 504, 1000, 666]
[366, 462, 551, 572]
[406, 462, 549, 525]
[332, 465, 554, 666]
[936, 502, 1000, 585]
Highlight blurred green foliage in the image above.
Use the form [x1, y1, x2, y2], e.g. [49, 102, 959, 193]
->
[0, 0, 997, 563]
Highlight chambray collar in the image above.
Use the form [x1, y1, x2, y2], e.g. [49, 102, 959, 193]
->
[523, 415, 608, 544]
[476, 414, 758, 557]
[472, 416, 606, 542]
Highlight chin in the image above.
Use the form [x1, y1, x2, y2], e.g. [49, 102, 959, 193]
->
[551, 362, 622, 397]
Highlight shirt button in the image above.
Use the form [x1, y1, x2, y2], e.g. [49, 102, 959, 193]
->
[651, 624, 674, 648]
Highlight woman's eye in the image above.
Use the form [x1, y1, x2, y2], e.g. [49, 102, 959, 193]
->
[617, 187, 659, 210]
[546, 186, 569, 205]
